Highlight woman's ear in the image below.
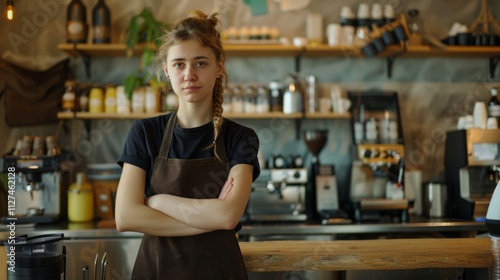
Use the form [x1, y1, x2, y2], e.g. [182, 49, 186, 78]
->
[217, 58, 224, 78]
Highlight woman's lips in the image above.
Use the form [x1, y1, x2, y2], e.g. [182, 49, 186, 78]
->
[184, 85, 200, 92]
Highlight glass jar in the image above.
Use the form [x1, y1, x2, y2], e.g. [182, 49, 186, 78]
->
[256, 85, 270, 113]
[268, 80, 283, 112]
[244, 85, 257, 113]
[116, 85, 130, 114]
[131, 86, 145, 113]
[222, 87, 232, 113]
[145, 86, 157, 113]
[62, 80, 77, 112]
[78, 83, 91, 112]
[231, 85, 244, 113]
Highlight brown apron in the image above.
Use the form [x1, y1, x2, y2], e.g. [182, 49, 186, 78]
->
[132, 111, 248, 280]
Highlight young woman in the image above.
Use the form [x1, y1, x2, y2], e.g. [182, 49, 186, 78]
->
[115, 10, 260, 279]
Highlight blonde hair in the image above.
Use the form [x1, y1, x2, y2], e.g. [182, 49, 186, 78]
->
[155, 10, 227, 162]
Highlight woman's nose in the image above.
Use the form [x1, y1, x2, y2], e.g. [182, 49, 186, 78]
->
[184, 65, 197, 81]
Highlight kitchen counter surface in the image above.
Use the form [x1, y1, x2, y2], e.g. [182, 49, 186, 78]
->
[0, 216, 487, 239]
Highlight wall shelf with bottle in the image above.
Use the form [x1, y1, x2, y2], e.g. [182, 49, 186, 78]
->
[58, 43, 500, 77]
[58, 43, 500, 58]
[56, 111, 307, 120]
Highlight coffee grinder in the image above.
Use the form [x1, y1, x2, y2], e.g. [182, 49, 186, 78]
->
[348, 91, 409, 222]
[303, 130, 338, 222]
[1, 154, 67, 223]
[445, 129, 500, 220]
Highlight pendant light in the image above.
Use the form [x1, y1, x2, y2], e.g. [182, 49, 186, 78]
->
[5, 0, 14, 21]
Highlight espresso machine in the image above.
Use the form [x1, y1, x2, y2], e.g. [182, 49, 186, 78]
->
[348, 91, 409, 221]
[247, 168, 308, 222]
[1, 155, 67, 223]
[445, 129, 500, 220]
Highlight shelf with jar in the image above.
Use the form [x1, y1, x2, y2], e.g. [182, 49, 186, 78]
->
[58, 42, 500, 58]
[56, 111, 306, 120]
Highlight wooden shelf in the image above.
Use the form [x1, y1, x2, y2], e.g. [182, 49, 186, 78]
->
[58, 43, 500, 58]
[223, 44, 303, 57]
[305, 112, 352, 119]
[57, 112, 165, 120]
[57, 111, 309, 120]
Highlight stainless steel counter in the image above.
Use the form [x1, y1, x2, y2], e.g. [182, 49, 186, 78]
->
[0, 216, 487, 239]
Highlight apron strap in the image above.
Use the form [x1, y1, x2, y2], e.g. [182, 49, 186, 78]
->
[158, 110, 177, 158]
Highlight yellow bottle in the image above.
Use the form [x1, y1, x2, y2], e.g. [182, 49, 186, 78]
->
[89, 85, 104, 113]
[104, 84, 117, 113]
[68, 172, 94, 222]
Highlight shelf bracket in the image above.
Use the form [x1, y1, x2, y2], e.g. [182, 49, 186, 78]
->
[295, 47, 306, 73]
[489, 56, 500, 78]
[386, 42, 408, 78]
[73, 42, 92, 79]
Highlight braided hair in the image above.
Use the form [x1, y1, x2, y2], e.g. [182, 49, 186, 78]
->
[155, 11, 228, 162]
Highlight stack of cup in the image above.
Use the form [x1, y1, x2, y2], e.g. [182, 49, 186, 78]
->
[473, 101, 488, 129]
[339, 6, 356, 46]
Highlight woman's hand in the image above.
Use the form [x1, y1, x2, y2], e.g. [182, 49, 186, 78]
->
[218, 177, 234, 200]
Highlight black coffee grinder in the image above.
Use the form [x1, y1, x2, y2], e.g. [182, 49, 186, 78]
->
[303, 130, 328, 220]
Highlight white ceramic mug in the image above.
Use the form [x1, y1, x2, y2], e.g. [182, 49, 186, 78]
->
[327, 23, 342, 46]
[457, 116, 466, 130]
[473, 101, 488, 129]
[464, 115, 474, 129]
[487, 117, 499, 129]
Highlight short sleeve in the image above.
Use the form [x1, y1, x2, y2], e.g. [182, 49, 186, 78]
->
[117, 120, 151, 172]
[227, 128, 260, 182]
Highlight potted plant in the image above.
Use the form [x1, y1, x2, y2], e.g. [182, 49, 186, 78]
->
[124, 8, 169, 100]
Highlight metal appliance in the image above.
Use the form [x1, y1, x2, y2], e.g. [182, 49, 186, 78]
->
[247, 168, 308, 222]
[5, 233, 66, 280]
[1, 155, 67, 223]
[303, 129, 328, 220]
[445, 129, 500, 220]
[348, 91, 409, 221]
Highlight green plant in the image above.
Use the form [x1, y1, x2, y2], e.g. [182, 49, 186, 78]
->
[124, 8, 169, 100]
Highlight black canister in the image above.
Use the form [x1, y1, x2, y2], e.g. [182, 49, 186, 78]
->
[5, 233, 65, 280]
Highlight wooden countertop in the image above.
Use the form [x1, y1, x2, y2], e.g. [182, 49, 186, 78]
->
[1, 237, 493, 277]
[240, 238, 493, 272]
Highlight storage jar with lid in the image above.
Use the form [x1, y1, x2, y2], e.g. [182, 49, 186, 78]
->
[68, 172, 94, 222]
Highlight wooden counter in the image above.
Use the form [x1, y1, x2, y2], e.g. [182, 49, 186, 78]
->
[1, 238, 493, 278]
[240, 238, 493, 272]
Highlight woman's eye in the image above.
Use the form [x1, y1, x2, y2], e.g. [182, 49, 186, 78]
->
[196, 61, 207, 67]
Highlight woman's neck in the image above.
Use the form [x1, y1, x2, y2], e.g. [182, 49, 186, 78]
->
[176, 104, 214, 128]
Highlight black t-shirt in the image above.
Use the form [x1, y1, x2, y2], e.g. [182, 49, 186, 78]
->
[117, 112, 261, 195]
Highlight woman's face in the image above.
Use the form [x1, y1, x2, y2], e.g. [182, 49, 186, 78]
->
[164, 39, 223, 107]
